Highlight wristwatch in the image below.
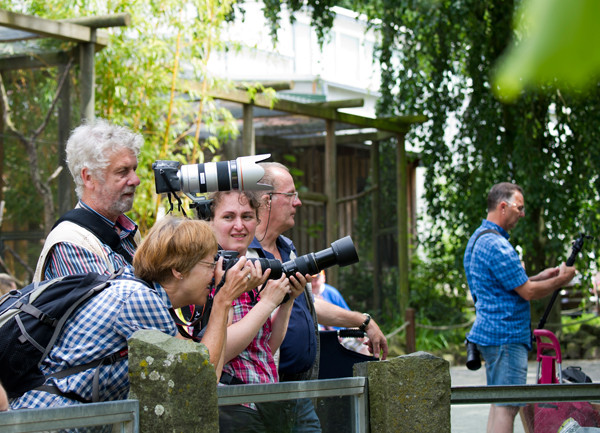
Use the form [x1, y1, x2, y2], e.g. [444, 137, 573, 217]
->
[359, 313, 371, 332]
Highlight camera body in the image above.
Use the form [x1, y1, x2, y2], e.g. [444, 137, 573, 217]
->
[465, 339, 481, 371]
[152, 154, 273, 196]
[217, 250, 282, 277]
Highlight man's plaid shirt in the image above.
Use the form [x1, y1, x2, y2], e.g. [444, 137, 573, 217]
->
[464, 220, 531, 348]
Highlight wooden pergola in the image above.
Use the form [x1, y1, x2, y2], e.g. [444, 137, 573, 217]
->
[206, 86, 426, 311]
[0, 9, 129, 215]
[0, 9, 427, 313]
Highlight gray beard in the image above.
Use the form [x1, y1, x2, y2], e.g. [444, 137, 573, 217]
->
[109, 196, 134, 216]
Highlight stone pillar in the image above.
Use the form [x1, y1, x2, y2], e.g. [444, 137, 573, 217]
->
[128, 330, 219, 433]
[355, 351, 450, 433]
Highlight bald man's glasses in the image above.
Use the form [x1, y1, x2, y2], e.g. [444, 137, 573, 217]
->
[269, 191, 299, 201]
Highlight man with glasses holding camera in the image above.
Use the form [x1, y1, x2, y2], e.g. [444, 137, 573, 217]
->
[464, 182, 576, 433]
[249, 162, 387, 432]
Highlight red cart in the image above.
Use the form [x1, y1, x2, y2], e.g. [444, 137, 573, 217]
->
[520, 329, 600, 433]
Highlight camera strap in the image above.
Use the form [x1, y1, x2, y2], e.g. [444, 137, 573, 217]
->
[468, 228, 501, 305]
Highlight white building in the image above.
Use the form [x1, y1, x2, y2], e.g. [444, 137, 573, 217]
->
[209, 1, 381, 118]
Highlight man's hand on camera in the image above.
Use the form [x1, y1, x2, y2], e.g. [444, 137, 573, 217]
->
[287, 272, 310, 301]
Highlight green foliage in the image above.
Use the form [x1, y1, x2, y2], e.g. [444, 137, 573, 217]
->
[0, 0, 240, 241]
[494, 0, 600, 101]
[261, 0, 336, 46]
[354, 0, 600, 280]
[562, 313, 593, 335]
[269, 1, 600, 334]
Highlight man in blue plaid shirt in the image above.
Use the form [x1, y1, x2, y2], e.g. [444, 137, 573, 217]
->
[464, 182, 576, 433]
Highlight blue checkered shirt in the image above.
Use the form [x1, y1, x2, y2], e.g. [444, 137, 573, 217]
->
[10, 268, 176, 409]
[464, 220, 531, 349]
[43, 201, 137, 280]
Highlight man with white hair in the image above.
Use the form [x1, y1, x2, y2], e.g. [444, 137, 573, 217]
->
[34, 119, 142, 281]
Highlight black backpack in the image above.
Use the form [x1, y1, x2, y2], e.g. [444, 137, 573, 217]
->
[562, 365, 593, 384]
[0, 269, 126, 400]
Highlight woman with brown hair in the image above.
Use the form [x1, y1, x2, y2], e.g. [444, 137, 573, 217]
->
[10, 216, 251, 410]
[207, 191, 307, 433]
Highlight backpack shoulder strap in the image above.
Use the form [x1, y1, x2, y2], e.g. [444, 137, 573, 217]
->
[469, 229, 501, 254]
[33, 222, 114, 282]
[56, 209, 134, 265]
[468, 229, 501, 305]
[39, 269, 125, 363]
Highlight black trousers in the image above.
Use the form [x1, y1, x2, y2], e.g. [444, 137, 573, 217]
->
[219, 401, 295, 433]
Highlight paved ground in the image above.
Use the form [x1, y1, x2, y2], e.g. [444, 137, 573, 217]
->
[450, 360, 600, 432]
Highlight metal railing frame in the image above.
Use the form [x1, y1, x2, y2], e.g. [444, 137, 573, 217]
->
[217, 377, 368, 433]
[452, 383, 600, 405]
[2, 381, 599, 432]
[0, 399, 139, 433]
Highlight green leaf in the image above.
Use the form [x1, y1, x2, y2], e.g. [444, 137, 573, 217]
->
[494, 0, 600, 102]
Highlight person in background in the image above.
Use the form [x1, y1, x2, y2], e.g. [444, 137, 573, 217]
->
[0, 273, 17, 296]
[464, 182, 576, 433]
[311, 270, 350, 323]
[311, 270, 371, 356]
[11, 217, 251, 411]
[34, 119, 142, 282]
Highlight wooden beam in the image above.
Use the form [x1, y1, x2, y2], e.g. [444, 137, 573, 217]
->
[79, 41, 95, 121]
[61, 13, 131, 29]
[196, 85, 426, 134]
[0, 10, 108, 45]
[0, 50, 74, 71]
[236, 81, 294, 92]
[57, 62, 72, 215]
[285, 131, 394, 147]
[299, 191, 327, 203]
[325, 119, 338, 286]
[306, 98, 364, 109]
[242, 104, 255, 155]
[371, 141, 381, 312]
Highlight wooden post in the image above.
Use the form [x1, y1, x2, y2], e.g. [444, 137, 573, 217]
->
[242, 104, 255, 156]
[79, 36, 95, 121]
[397, 134, 409, 314]
[325, 119, 338, 287]
[405, 307, 416, 353]
[58, 63, 72, 215]
[371, 140, 381, 312]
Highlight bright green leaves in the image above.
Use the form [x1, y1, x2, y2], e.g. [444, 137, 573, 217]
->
[494, 0, 600, 102]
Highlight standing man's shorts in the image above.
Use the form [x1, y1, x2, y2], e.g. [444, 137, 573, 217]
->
[478, 343, 528, 407]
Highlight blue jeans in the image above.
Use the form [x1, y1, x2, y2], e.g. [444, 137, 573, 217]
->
[290, 398, 322, 433]
[478, 343, 528, 407]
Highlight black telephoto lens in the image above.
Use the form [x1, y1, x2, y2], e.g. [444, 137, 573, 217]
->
[465, 340, 481, 371]
[217, 236, 358, 284]
[281, 236, 359, 277]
